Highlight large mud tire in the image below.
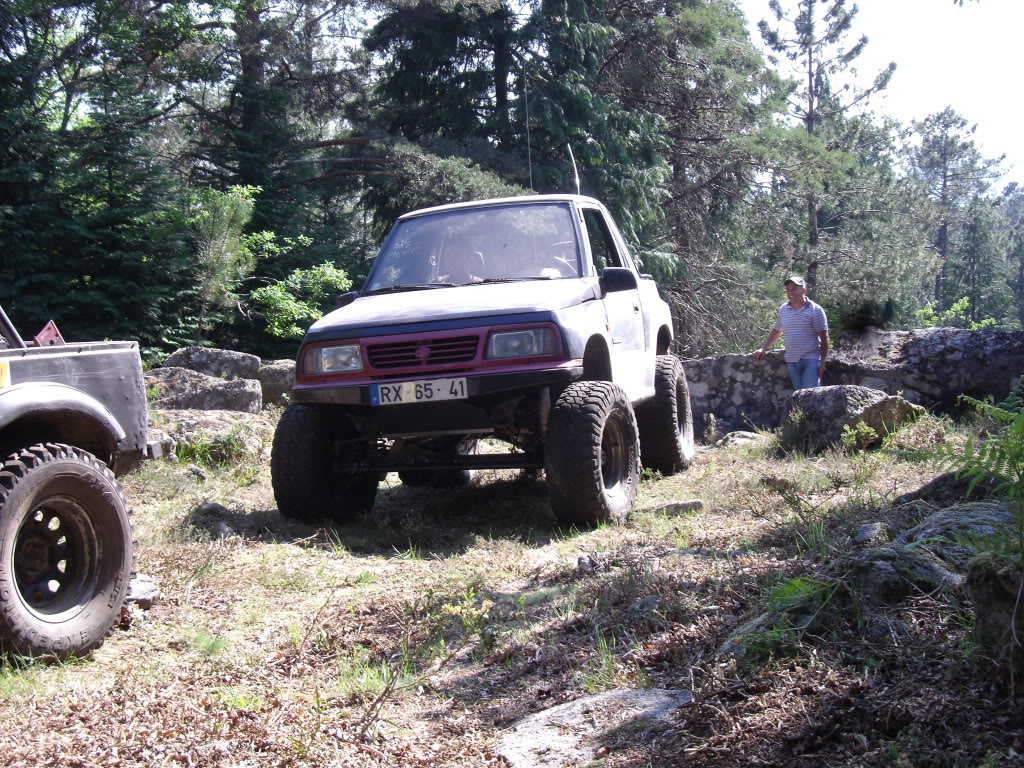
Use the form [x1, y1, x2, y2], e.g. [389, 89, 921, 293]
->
[545, 381, 640, 525]
[637, 355, 696, 474]
[271, 405, 378, 524]
[0, 443, 133, 658]
[398, 436, 479, 488]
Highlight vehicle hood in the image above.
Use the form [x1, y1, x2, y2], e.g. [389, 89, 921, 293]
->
[309, 279, 599, 335]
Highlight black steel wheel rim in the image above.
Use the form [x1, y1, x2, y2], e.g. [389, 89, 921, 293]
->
[601, 413, 627, 490]
[13, 496, 96, 616]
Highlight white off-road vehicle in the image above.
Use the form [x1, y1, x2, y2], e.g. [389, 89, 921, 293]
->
[273, 195, 695, 525]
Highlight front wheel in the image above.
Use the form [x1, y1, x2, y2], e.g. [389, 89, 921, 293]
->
[544, 381, 640, 525]
[271, 405, 378, 524]
[398, 436, 479, 488]
[637, 355, 696, 474]
[0, 443, 134, 658]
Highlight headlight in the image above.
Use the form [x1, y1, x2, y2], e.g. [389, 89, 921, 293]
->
[486, 328, 557, 359]
[303, 344, 363, 374]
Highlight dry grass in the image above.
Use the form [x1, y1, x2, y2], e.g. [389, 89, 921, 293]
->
[0, 413, 1021, 767]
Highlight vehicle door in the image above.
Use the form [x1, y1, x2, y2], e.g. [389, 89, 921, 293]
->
[579, 206, 646, 399]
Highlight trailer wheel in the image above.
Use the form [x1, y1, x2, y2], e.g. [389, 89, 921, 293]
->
[271, 405, 378, 524]
[0, 443, 133, 658]
[545, 381, 640, 525]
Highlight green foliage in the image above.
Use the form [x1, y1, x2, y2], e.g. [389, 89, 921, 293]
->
[903, 385, 1024, 563]
[914, 296, 996, 331]
[582, 631, 618, 694]
[251, 262, 352, 339]
[841, 421, 879, 453]
[191, 186, 260, 343]
[766, 576, 830, 613]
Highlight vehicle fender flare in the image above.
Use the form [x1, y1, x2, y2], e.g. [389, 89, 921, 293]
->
[582, 335, 613, 381]
[0, 383, 124, 461]
[656, 325, 672, 355]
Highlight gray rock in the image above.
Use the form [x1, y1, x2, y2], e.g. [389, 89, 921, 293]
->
[146, 367, 262, 413]
[185, 464, 208, 482]
[965, 553, 1024, 669]
[496, 689, 692, 768]
[190, 502, 237, 538]
[686, 327, 1024, 432]
[853, 522, 892, 548]
[780, 385, 923, 454]
[126, 573, 161, 609]
[828, 326, 1024, 411]
[891, 501, 1014, 570]
[643, 499, 704, 516]
[163, 346, 260, 380]
[256, 359, 295, 407]
[715, 431, 763, 448]
[839, 546, 963, 605]
[577, 553, 609, 574]
[627, 595, 662, 616]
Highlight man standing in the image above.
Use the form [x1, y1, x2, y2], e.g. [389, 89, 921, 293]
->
[751, 276, 830, 390]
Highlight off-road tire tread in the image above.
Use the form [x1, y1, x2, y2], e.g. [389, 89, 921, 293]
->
[545, 381, 640, 525]
[271, 405, 378, 523]
[0, 442, 134, 658]
[637, 355, 696, 474]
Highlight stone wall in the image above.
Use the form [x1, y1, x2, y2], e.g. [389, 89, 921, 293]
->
[684, 327, 1024, 437]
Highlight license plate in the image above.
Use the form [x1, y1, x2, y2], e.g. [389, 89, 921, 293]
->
[370, 377, 467, 406]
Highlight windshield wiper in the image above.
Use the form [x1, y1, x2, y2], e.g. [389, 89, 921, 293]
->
[472, 276, 557, 285]
[363, 283, 455, 295]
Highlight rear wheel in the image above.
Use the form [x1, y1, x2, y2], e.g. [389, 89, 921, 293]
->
[271, 405, 378, 524]
[544, 381, 640, 525]
[0, 443, 134, 658]
[398, 436, 479, 488]
[637, 355, 695, 474]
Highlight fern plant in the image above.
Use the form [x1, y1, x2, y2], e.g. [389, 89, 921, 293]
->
[906, 381, 1024, 563]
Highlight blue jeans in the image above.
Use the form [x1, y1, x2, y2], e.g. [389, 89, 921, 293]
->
[787, 358, 820, 390]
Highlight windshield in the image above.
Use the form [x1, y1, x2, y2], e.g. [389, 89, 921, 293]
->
[364, 202, 581, 292]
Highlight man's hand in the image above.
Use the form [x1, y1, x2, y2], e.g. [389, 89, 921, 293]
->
[752, 350, 765, 362]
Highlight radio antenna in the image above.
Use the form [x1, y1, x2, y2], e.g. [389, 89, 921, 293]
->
[566, 144, 580, 195]
[523, 59, 533, 191]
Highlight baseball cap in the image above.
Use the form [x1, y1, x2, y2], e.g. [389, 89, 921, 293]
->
[784, 275, 806, 288]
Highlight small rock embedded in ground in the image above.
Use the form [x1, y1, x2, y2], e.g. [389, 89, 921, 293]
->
[191, 502, 235, 538]
[853, 521, 892, 547]
[644, 499, 703, 516]
[627, 595, 661, 616]
[715, 431, 762, 447]
[496, 688, 692, 768]
[577, 553, 609, 574]
[185, 464, 208, 482]
[126, 573, 162, 609]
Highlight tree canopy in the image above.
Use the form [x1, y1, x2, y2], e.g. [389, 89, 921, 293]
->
[0, 0, 1016, 360]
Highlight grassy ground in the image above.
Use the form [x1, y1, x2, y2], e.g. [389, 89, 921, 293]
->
[0, 413, 1021, 767]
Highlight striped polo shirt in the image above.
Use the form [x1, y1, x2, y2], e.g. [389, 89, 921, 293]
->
[773, 299, 828, 362]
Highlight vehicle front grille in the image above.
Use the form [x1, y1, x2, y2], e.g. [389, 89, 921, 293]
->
[367, 335, 479, 369]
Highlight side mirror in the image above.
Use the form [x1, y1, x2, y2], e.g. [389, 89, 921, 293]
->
[600, 267, 638, 294]
[335, 291, 359, 309]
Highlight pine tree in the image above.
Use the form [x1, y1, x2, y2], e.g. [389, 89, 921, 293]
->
[909, 107, 1005, 306]
[757, 0, 895, 294]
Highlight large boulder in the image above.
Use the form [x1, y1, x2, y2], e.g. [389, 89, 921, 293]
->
[148, 408, 273, 462]
[829, 326, 1024, 409]
[256, 359, 295, 407]
[496, 689, 692, 768]
[163, 346, 261, 381]
[780, 385, 924, 453]
[686, 352, 791, 435]
[146, 367, 262, 413]
[966, 553, 1024, 670]
[685, 327, 1024, 434]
